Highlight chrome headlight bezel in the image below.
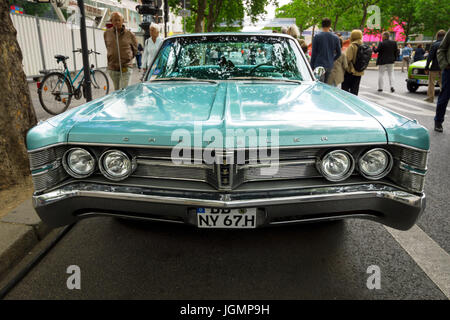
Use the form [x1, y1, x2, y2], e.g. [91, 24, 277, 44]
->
[412, 68, 419, 75]
[62, 147, 96, 178]
[99, 149, 136, 181]
[317, 150, 355, 182]
[358, 148, 393, 180]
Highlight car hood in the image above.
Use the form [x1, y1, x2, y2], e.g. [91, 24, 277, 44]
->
[62, 81, 394, 148]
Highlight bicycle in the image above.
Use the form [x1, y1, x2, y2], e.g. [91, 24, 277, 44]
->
[38, 49, 110, 115]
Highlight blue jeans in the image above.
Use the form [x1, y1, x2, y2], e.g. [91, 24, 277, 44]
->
[136, 54, 142, 69]
[435, 69, 450, 124]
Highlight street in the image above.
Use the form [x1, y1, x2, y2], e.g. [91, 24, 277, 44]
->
[4, 69, 449, 299]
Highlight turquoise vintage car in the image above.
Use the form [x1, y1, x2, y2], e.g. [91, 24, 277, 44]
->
[27, 33, 429, 230]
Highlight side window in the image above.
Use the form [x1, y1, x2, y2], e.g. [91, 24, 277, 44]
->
[149, 42, 176, 78]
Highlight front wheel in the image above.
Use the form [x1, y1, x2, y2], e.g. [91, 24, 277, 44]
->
[406, 81, 419, 93]
[38, 72, 73, 115]
[90, 69, 109, 100]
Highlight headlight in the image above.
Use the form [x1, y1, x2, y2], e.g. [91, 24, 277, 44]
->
[358, 148, 393, 180]
[412, 68, 419, 75]
[63, 148, 95, 178]
[318, 150, 354, 182]
[100, 150, 136, 181]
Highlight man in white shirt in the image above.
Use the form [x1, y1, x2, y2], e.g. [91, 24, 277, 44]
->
[142, 23, 163, 72]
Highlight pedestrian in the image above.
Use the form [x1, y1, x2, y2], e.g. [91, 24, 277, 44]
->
[299, 39, 310, 63]
[401, 43, 412, 72]
[424, 30, 446, 103]
[340, 29, 366, 95]
[434, 28, 450, 132]
[373, 31, 399, 92]
[136, 43, 144, 70]
[310, 18, 341, 83]
[280, 26, 288, 34]
[104, 12, 138, 91]
[327, 36, 348, 87]
[143, 23, 163, 73]
[413, 44, 425, 62]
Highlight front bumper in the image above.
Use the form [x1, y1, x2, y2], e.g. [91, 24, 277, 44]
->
[33, 182, 425, 230]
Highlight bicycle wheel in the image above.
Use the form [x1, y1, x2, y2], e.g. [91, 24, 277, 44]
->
[90, 69, 109, 100]
[38, 72, 73, 115]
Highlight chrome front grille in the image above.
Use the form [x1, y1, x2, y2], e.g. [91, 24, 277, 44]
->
[133, 159, 210, 182]
[28, 144, 429, 194]
[242, 160, 320, 181]
[32, 166, 68, 192]
[390, 145, 428, 169]
[28, 145, 66, 169]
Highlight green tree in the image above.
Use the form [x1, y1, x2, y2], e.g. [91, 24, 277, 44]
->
[415, 0, 450, 39]
[169, 0, 275, 32]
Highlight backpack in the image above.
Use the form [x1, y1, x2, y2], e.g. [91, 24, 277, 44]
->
[353, 43, 372, 72]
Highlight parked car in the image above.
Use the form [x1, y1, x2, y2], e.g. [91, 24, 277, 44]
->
[406, 59, 441, 93]
[27, 33, 429, 230]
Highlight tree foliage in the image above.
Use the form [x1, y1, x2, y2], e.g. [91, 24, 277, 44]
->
[169, 0, 276, 32]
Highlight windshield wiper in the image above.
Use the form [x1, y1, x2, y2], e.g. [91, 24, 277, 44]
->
[227, 77, 302, 84]
[150, 77, 217, 84]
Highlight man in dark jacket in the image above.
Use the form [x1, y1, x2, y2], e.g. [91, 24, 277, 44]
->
[434, 28, 450, 132]
[424, 30, 446, 102]
[373, 32, 399, 92]
[310, 18, 341, 83]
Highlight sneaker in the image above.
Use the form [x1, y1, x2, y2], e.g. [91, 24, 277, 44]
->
[434, 123, 443, 132]
[424, 97, 434, 103]
[390, 87, 395, 93]
[377, 89, 383, 92]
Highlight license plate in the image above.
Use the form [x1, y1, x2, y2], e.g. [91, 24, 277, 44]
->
[417, 79, 428, 84]
[197, 208, 256, 228]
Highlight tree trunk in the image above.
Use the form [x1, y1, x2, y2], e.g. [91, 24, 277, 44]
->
[360, 5, 368, 30]
[312, 25, 315, 38]
[206, 0, 224, 32]
[333, 14, 339, 31]
[194, 0, 207, 33]
[0, 0, 37, 189]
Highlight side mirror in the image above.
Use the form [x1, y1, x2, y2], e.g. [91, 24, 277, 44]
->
[313, 66, 326, 81]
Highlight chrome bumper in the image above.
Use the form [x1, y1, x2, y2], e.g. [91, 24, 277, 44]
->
[33, 182, 425, 230]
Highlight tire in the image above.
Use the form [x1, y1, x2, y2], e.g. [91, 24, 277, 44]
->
[406, 81, 419, 93]
[38, 72, 73, 115]
[90, 69, 110, 100]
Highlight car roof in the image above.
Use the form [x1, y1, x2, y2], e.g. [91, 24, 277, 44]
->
[165, 32, 296, 41]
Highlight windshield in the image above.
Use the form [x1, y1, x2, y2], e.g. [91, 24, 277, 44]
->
[145, 35, 312, 82]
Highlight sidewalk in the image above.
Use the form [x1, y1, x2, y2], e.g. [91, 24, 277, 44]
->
[0, 199, 50, 280]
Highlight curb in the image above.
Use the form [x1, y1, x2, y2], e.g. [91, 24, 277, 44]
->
[0, 199, 51, 280]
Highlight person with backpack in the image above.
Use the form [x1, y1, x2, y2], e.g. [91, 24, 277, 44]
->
[341, 29, 370, 95]
[373, 32, 399, 92]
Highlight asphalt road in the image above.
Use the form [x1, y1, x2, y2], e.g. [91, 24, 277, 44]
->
[5, 69, 449, 299]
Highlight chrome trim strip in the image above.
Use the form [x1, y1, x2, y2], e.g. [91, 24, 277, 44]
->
[77, 212, 185, 224]
[28, 142, 67, 153]
[399, 161, 427, 175]
[33, 183, 424, 209]
[240, 159, 316, 169]
[269, 213, 376, 225]
[136, 159, 210, 169]
[31, 161, 62, 176]
[387, 142, 430, 153]
[41, 141, 388, 151]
